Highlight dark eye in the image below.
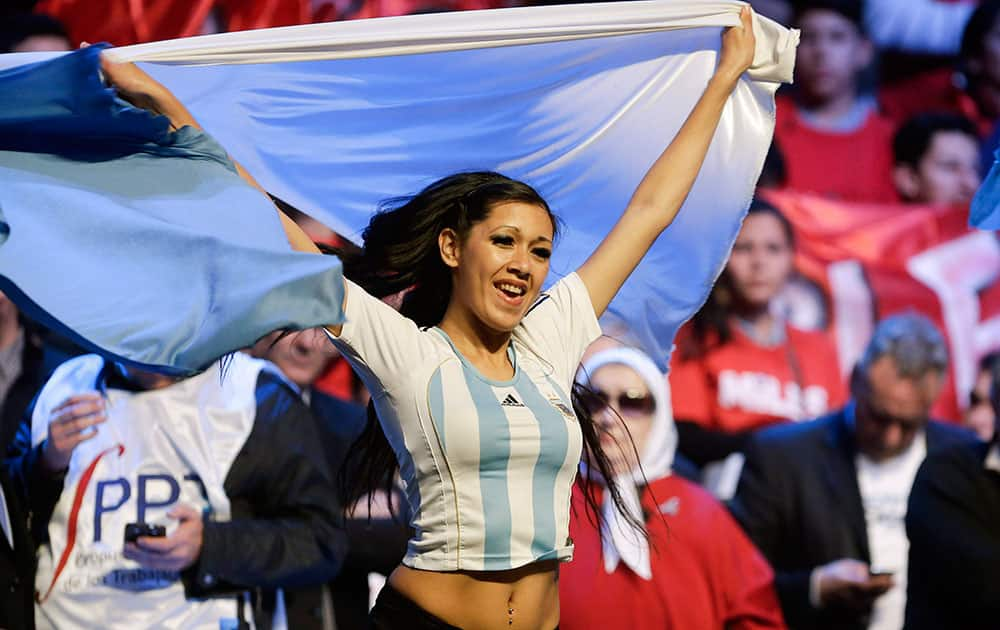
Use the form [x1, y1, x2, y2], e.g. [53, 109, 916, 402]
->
[532, 248, 552, 260]
[491, 235, 515, 247]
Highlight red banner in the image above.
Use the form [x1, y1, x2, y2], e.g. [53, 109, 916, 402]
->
[764, 190, 1000, 422]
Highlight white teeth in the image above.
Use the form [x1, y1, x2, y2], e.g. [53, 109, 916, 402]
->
[498, 283, 525, 296]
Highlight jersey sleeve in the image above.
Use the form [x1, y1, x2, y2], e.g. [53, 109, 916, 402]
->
[517, 272, 601, 386]
[325, 280, 434, 399]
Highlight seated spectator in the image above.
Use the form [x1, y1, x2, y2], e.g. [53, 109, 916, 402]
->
[730, 314, 971, 630]
[669, 200, 844, 490]
[0, 13, 70, 53]
[560, 347, 786, 630]
[773, 0, 898, 202]
[903, 358, 1000, 629]
[964, 351, 999, 441]
[6, 352, 345, 628]
[892, 112, 982, 206]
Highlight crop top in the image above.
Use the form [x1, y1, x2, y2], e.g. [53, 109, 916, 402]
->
[327, 272, 601, 571]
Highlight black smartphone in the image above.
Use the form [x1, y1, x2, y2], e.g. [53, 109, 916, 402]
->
[124, 522, 166, 544]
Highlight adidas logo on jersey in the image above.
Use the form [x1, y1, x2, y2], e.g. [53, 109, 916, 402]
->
[500, 394, 525, 407]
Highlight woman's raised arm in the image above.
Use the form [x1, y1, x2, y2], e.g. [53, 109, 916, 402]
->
[576, 7, 757, 318]
[98, 53, 322, 256]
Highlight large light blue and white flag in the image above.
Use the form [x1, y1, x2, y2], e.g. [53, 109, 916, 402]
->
[0, 0, 796, 373]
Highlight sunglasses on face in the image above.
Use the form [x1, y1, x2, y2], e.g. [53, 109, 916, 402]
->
[584, 388, 656, 417]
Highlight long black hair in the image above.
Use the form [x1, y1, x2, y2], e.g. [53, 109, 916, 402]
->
[335, 171, 646, 537]
[681, 197, 794, 360]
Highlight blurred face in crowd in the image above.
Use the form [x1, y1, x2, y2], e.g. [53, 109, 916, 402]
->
[965, 366, 996, 441]
[251, 328, 333, 388]
[894, 131, 982, 205]
[12, 34, 71, 53]
[725, 212, 794, 311]
[587, 363, 656, 476]
[968, 14, 1000, 100]
[852, 356, 944, 462]
[795, 9, 873, 105]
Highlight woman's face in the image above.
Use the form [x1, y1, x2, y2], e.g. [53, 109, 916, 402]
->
[444, 201, 554, 334]
[588, 363, 656, 476]
[725, 213, 794, 310]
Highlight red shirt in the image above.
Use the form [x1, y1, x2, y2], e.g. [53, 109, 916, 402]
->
[668, 322, 846, 433]
[774, 96, 898, 203]
[559, 477, 786, 630]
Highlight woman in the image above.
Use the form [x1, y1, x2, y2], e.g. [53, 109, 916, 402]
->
[100, 8, 756, 629]
[561, 347, 785, 630]
[668, 199, 845, 475]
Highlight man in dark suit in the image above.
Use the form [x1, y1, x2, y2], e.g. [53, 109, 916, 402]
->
[903, 357, 1000, 629]
[730, 314, 970, 630]
[250, 329, 410, 630]
[0, 467, 34, 630]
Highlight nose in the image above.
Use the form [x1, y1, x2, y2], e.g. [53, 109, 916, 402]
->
[507, 248, 532, 278]
[596, 406, 617, 430]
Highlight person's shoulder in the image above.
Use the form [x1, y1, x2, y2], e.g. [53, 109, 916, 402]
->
[656, 475, 721, 511]
[753, 411, 840, 449]
[253, 366, 309, 421]
[926, 419, 977, 449]
[785, 324, 836, 350]
[920, 433, 987, 478]
[311, 390, 367, 438]
[912, 437, 990, 509]
[311, 389, 364, 418]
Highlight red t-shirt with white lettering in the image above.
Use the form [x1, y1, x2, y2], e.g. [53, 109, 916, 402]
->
[559, 476, 786, 630]
[668, 322, 846, 433]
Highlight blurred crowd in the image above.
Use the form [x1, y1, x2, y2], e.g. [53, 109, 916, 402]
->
[1, 0, 999, 629]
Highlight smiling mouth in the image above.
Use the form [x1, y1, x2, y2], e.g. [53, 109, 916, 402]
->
[494, 281, 527, 305]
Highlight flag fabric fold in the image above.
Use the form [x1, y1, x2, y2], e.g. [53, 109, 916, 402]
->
[0, 46, 345, 375]
[0, 0, 795, 372]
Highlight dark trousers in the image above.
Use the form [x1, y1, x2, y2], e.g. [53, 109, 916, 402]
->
[369, 583, 560, 630]
[369, 583, 460, 629]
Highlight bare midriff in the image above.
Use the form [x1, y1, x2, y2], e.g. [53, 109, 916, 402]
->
[388, 560, 560, 630]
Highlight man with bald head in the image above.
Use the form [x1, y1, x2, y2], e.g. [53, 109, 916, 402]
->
[730, 314, 971, 630]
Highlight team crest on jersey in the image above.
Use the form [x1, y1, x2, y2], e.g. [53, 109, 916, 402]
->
[549, 398, 575, 420]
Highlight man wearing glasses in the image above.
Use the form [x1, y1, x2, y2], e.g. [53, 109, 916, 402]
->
[730, 314, 970, 630]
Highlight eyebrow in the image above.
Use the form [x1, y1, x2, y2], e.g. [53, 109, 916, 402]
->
[492, 225, 553, 245]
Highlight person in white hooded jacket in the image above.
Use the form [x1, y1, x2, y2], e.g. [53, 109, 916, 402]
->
[559, 346, 785, 630]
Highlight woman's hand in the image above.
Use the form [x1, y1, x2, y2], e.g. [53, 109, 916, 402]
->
[98, 53, 171, 113]
[715, 6, 756, 87]
[96, 49, 199, 129]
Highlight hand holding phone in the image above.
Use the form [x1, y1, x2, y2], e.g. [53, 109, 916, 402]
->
[124, 522, 166, 544]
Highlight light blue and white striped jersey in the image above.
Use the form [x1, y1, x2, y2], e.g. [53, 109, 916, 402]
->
[329, 272, 600, 571]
